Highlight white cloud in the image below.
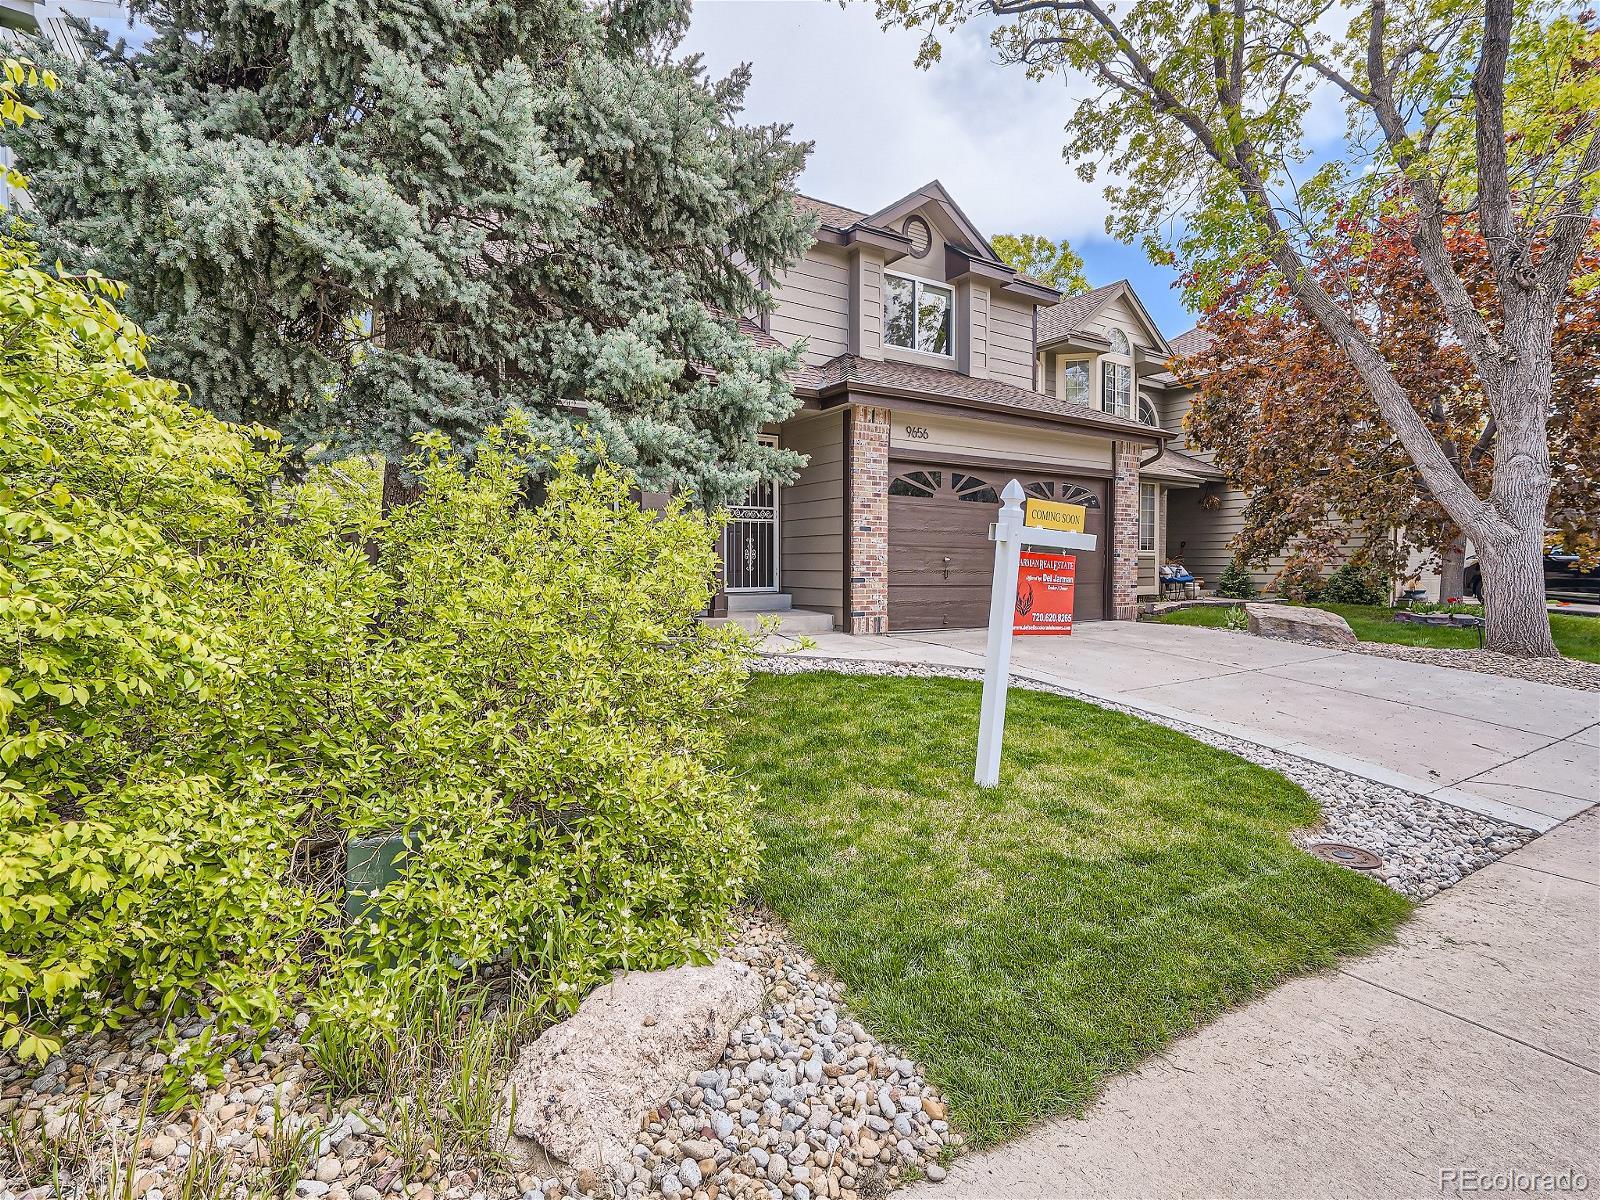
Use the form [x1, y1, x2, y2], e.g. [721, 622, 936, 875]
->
[684, 0, 1113, 242]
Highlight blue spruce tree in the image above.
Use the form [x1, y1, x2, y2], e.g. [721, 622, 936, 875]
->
[13, 0, 814, 503]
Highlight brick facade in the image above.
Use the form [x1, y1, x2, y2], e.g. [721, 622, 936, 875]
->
[1111, 441, 1141, 621]
[845, 404, 891, 635]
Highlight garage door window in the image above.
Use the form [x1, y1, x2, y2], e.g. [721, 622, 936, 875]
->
[1024, 480, 1102, 508]
[888, 469, 997, 503]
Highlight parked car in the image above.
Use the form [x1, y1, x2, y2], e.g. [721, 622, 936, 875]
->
[1462, 548, 1600, 602]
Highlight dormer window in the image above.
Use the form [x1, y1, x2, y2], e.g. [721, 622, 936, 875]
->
[885, 272, 953, 356]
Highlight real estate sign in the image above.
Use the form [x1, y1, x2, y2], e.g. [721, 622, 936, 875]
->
[976, 480, 1098, 787]
[1014, 552, 1076, 635]
[1023, 498, 1087, 534]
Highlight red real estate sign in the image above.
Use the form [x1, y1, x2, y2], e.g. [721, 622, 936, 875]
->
[1013, 552, 1076, 635]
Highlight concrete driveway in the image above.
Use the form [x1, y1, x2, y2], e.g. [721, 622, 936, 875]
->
[903, 808, 1600, 1200]
[775, 622, 1600, 831]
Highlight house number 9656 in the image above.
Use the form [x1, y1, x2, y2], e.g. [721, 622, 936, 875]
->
[904, 425, 930, 440]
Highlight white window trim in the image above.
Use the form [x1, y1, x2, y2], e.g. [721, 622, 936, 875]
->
[1138, 481, 1157, 553]
[883, 269, 956, 359]
[1100, 326, 1135, 419]
[1054, 354, 1093, 406]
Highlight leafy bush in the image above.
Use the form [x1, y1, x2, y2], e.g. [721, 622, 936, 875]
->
[0, 236, 756, 1081]
[1216, 558, 1255, 599]
[1273, 558, 1324, 602]
[1320, 562, 1391, 606]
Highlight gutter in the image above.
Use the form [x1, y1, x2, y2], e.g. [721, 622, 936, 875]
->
[805, 378, 1170, 447]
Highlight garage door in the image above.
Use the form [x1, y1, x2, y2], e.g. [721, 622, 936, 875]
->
[887, 462, 1107, 631]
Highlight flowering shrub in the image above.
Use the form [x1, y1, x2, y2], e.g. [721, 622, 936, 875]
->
[0, 236, 757, 1087]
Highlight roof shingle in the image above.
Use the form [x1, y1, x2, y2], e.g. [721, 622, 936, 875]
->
[792, 353, 1166, 439]
[793, 194, 868, 228]
[1035, 281, 1127, 345]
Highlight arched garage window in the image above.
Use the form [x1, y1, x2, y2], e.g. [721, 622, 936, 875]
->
[888, 471, 999, 503]
[1023, 481, 1102, 508]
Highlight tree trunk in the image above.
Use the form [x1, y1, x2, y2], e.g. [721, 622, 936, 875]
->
[1475, 529, 1556, 656]
[1438, 532, 1466, 602]
[382, 458, 423, 517]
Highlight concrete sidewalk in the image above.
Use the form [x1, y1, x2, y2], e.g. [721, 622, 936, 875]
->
[904, 808, 1600, 1200]
[769, 623, 1599, 831]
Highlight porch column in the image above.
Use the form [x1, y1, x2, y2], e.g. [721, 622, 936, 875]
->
[845, 403, 891, 635]
[1110, 441, 1141, 621]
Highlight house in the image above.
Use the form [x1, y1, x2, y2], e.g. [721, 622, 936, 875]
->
[712, 180, 1179, 634]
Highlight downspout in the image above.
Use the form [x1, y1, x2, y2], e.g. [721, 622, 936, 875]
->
[1140, 440, 1164, 470]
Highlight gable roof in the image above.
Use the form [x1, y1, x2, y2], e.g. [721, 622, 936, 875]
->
[1036, 279, 1172, 357]
[862, 179, 1004, 265]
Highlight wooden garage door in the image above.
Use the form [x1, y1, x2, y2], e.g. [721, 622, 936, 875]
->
[887, 463, 1107, 631]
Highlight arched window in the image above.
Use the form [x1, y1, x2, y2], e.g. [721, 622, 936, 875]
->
[1101, 327, 1134, 418]
[1023, 480, 1103, 508]
[888, 470, 998, 504]
[1138, 395, 1160, 427]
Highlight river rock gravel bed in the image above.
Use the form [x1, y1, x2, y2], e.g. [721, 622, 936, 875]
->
[2, 922, 948, 1200]
[619, 912, 952, 1200]
[1344, 640, 1600, 691]
[755, 654, 1539, 900]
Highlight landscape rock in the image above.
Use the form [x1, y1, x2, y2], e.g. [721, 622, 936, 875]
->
[501, 959, 763, 1183]
[1245, 602, 1357, 646]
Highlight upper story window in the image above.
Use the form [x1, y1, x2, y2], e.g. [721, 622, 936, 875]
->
[1062, 360, 1090, 405]
[885, 272, 953, 356]
[1137, 394, 1159, 427]
[1101, 326, 1134, 418]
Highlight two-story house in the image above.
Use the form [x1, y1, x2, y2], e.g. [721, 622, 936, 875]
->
[717, 181, 1190, 634]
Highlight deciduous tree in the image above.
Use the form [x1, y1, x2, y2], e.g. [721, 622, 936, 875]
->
[991, 232, 1090, 292]
[10, 0, 815, 504]
[1179, 211, 1600, 600]
[874, 0, 1600, 656]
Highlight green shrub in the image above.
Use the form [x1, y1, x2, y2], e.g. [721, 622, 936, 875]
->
[1216, 558, 1255, 599]
[1320, 562, 1391, 606]
[0, 236, 756, 1080]
[1274, 558, 1324, 602]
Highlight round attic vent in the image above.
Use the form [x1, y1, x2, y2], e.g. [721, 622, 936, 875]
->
[903, 215, 932, 258]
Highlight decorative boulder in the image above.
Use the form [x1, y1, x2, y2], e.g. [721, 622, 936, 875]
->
[501, 959, 763, 1182]
[1245, 603, 1358, 647]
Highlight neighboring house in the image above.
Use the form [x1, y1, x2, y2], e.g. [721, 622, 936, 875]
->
[714, 181, 1174, 634]
[2, 0, 127, 208]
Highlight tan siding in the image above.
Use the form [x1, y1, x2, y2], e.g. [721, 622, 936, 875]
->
[959, 281, 990, 378]
[770, 247, 849, 365]
[888, 410, 1113, 472]
[987, 294, 1035, 390]
[779, 411, 844, 624]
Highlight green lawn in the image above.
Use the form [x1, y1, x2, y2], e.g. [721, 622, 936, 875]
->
[732, 672, 1410, 1148]
[1151, 601, 1600, 662]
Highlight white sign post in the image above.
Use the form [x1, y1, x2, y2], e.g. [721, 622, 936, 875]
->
[974, 480, 1098, 787]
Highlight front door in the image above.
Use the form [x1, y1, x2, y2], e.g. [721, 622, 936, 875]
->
[723, 435, 779, 592]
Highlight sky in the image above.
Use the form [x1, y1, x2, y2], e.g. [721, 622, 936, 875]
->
[683, 0, 1197, 334]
